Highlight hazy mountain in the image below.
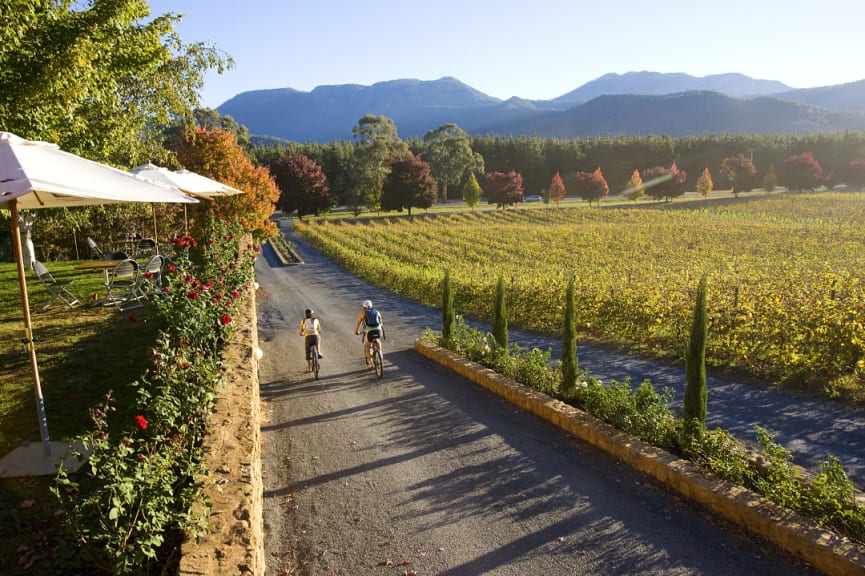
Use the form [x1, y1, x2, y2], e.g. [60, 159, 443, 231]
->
[485, 91, 865, 138]
[217, 73, 865, 143]
[552, 71, 792, 104]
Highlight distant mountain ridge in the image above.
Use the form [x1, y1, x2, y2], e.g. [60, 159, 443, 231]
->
[216, 72, 865, 143]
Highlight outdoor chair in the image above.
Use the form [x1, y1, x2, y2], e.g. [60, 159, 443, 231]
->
[32, 261, 81, 310]
[105, 259, 145, 311]
[139, 254, 166, 300]
[133, 237, 157, 259]
[86, 236, 103, 259]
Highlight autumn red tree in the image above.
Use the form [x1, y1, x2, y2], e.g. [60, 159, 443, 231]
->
[574, 167, 609, 207]
[483, 171, 524, 208]
[642, 163, 687, 202]
[846, 159, 865, 190]
[381, 154, 438, 216]
[720, 154, 758, 197]
[548, 172, 566, 206]
[174, 127, 280, 241]
[778, 152, 823, 191]
[271, 153, 331, 219]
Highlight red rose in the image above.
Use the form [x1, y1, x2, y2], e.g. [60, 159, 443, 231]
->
[134, 415, 148, 430]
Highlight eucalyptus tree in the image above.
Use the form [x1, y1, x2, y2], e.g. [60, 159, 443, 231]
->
[421, 123, 484, 203]
[352, 114, 409, 211]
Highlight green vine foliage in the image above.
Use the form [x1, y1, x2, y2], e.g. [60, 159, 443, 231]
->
[426, 323, 865, 546]
[51, 211, 258, 574]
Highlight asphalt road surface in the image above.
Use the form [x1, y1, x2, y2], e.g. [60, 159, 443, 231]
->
[254, 229, 825, 576]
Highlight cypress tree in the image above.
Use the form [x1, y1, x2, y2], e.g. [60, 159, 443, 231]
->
[441, 269, 455, 343]
[492, 274, 508, 351]
[683, 275, 709, 428]
[561, 276, 578, 395]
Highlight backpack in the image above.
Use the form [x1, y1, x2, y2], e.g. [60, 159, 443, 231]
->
[364, 308, 380, 327]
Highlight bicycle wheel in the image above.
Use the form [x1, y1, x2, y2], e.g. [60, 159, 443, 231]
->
[372, 345, 383, 379]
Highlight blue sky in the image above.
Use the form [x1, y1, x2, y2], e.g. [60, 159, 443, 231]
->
[148, 0, 865, 109]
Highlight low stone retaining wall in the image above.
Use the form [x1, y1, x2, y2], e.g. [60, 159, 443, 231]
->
[178, 288, 265, 575]
[415, 339, 865, 576]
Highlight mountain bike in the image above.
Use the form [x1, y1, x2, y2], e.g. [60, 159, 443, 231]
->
[308, 341, 321, 380]
[369, 333, 383, 379]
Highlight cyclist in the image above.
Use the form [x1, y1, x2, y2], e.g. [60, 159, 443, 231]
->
[299, 308, 323, 372]
[354, 299, 384, 369]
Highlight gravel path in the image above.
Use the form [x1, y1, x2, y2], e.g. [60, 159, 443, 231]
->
[254, 229, 822, 576]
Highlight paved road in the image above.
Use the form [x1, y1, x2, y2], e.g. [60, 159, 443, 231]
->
[254, 230, 821, 575]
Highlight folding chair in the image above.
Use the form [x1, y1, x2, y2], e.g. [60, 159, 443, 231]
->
[86, 236, 103, 259]
[139, 254, 166, 300]
[132, 238, 157, 259]
[105, 259, 145, 311]
[32, 261, 81, 310]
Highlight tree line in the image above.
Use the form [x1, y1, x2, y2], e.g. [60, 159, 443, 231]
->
[249, 115, 865, 217]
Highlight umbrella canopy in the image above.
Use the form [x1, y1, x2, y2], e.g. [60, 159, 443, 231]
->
[132, 165, 243, 198]
[0, 131, 198, 461]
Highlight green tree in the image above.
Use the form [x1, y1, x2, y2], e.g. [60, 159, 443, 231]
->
[682, 275, 709, 439]
[549, 172, 566, 206]
[625, 169, 645, 203]
[352, 114, 410, 211]
[422, 123, 484, 203]
[492, 274, 508, 352]
[696, 167, 713, 198]
[763, 164, 778, 191]
[642, 163, 687, 202]
[442, 269, 455, 344]
[462, 172, 483, 209]
[560, 276, 578, 396]
[381, 154, 437, 216]
[0, 1, 229, 164]
[271, 153, 331, 219]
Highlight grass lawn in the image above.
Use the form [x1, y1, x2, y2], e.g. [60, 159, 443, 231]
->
[0, 259, 164, 574]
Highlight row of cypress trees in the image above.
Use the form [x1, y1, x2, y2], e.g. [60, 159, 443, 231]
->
[440, 270, 710, 443]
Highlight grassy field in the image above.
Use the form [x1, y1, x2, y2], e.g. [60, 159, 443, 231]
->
[0, 259, 164, 574]
[297, 191, 865, 401]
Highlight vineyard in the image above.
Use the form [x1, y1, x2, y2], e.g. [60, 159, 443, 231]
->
[295, 192, 865, 399]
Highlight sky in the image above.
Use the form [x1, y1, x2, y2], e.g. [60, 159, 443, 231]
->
[147, 0, 865, 109]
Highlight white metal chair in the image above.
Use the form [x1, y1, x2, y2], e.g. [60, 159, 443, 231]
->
[132, 237, 157, 259]
[32, 261, 81, 310]
[139, 254, 166, 300]
[105, 259, 145, 311]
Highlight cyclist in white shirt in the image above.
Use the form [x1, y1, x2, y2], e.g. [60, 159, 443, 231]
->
[299, 308, 323, 372]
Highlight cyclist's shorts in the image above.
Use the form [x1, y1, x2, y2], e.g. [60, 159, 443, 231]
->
[304, 334, 320, 356]
[366, 329, 381, 342]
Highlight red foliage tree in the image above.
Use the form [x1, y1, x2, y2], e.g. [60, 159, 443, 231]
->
[574, 167, 609, 207]
[381, 154, 438, 216]
[641, 163, 687, 202]
[174, 127, 280, 241]
[483, 171, 524, 208]
[846, 159, 865, 190]
[778, 152, 823, 191]
[548, 172, 566, 205]
[720, 154, 758, 197]
[271, 153, 331, 219]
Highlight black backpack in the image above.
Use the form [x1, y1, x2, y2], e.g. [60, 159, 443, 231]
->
[364, 307, 380, 327]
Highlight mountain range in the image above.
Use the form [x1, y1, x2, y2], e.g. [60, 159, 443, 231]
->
[216, 71, 865, 143]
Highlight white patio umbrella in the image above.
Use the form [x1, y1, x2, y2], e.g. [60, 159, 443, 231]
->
[132, 164, 243, 233]
[0, 132, 198, 463]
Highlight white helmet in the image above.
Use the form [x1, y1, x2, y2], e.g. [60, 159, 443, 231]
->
[362, 299, 373, 309]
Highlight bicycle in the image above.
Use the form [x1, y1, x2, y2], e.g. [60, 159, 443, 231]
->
[366, 333, 383, 379]
[308, 341, 321, 380]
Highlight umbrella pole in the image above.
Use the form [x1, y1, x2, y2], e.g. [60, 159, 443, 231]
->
[11, 202, 51, 457]
[151, 203, 158, 246]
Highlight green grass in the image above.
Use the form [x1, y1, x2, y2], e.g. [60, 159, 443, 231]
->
[0, 259, 164, 575]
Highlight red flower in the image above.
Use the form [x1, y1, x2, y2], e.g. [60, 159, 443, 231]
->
[220, 314, 232, 326]
[137, 453, 146, 462]
[134, 415, 148, 430]
[144, 271, 153, 279]
[188, 290, 199, 300]
[167, 264, 176, 272]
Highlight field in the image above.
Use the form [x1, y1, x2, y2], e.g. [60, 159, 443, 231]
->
[296, 192, 865, 400]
